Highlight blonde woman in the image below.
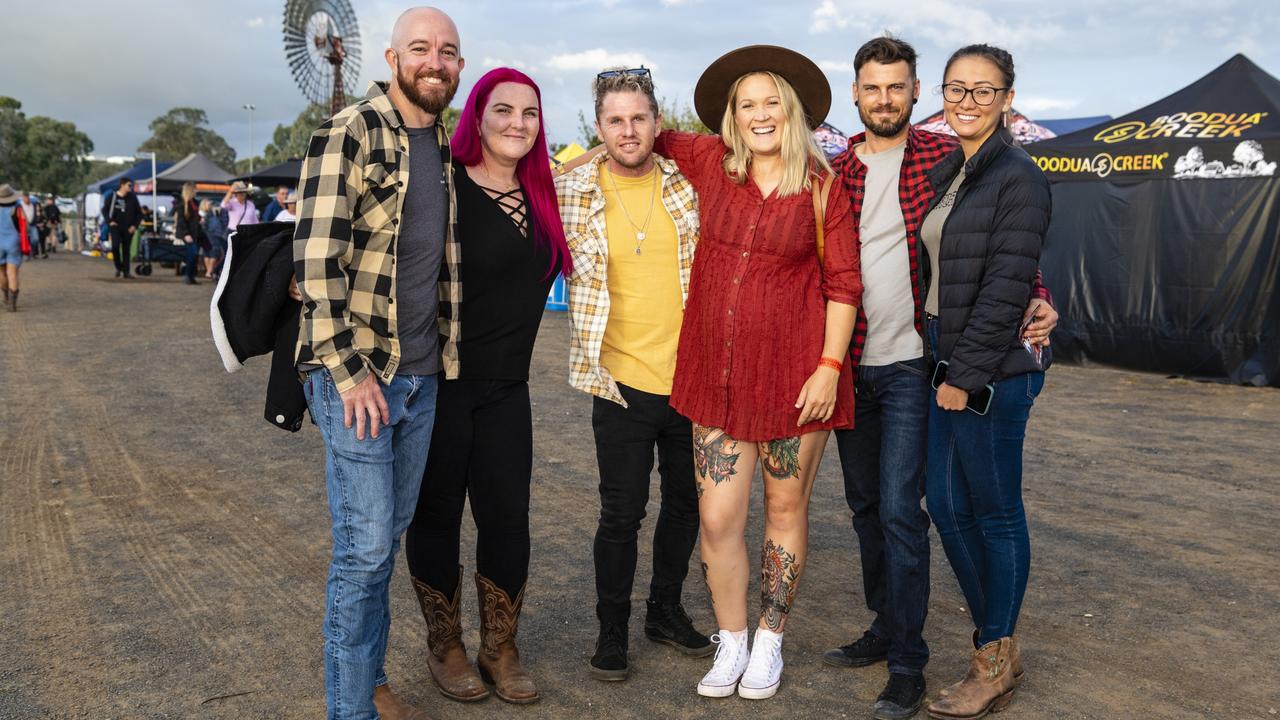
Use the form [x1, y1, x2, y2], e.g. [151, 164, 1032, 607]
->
[650, 45, 862, 700]
[173, 183, 202, 285]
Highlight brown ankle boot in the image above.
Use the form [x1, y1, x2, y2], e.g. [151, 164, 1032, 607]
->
[474, 573, 539, 704]
[411, 570, 489, 702]
[927, 637, 1016, 719]
[372, 684, 434, 720]
[1008, 635, 1024, 687]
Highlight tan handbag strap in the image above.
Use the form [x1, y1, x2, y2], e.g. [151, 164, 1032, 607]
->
[811, 173, 835, 265]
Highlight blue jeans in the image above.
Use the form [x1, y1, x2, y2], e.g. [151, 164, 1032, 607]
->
[925, 320, 1043, 645]
[834, 357, 932, 675]
[304, 369, 439, 720]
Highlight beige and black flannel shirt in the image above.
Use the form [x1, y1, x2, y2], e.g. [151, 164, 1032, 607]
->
[294, 81, 461, 394]
[556, 152, 699, 407]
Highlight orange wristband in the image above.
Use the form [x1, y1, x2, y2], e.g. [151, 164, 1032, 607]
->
[818, 356, 843, 372]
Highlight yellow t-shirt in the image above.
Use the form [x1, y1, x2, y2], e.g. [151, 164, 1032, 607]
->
[599, 165, 683, 395]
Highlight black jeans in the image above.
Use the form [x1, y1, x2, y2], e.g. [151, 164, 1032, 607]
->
[592, 384, 700, 624]
[834, 357, 933, 675]
[109, 226, 131, 275]
[404, 379, 532, 598]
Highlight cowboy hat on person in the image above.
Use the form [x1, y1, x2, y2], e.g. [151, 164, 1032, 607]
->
[693, 44, 831, 133]
[285, 190, 298, 204]
[0, 184, 18, 205]
[229, 180, 254, 194]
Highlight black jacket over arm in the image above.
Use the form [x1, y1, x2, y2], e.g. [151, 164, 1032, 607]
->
[925, 127, 1052, 393]
[211, 221, 306, 431]
[103, 191, 142, 229]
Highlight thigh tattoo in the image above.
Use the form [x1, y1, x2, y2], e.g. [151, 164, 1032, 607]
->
[760, 436, 801, 479]
[693, 425, 740, 497]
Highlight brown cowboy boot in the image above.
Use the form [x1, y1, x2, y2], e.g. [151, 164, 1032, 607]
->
[372, 684, 434, 720]
[410, 569, 489, 702]
[927, 637, 1016, 719]
[940, 631, 1022, 697]
[474, 573, 539, 704]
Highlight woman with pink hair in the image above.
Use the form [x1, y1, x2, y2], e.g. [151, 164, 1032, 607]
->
[403, 67, 569, 707]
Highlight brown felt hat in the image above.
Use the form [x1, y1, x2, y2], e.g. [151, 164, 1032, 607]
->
[694, 45, 831, 133]
[0, 184, 16, 204]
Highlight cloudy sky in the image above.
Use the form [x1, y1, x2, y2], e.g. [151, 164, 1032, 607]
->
[3, 0, 1277, 161]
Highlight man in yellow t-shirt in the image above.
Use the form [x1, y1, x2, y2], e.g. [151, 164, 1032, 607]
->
[556, 68, 710, 682]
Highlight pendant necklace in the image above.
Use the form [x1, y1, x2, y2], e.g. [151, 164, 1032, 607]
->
[606, 166, 658, 254]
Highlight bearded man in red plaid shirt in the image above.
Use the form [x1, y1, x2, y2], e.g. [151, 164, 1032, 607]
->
[820, 36, 1057, 720]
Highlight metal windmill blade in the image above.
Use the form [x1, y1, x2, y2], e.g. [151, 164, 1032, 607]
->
[282, 0, 362, 115]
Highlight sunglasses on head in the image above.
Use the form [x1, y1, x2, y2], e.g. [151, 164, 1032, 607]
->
[597, 67, 650, 79]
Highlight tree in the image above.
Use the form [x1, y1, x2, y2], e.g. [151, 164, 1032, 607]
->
[0, 97, 26, 184]
[261, 104, 330, 165]
[138, 107, 236, 170]
[18, 117, 94, 195]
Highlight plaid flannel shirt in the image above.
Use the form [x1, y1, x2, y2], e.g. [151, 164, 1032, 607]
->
[831, 126, 1051, 372]
[294, 81, 461, 394]
[556, 152, 700, 407]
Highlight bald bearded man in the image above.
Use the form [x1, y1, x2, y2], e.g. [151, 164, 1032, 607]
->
[293, 7, 464, 719]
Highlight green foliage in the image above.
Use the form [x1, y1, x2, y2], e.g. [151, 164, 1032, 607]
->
[138, 107, 236, 170]
[81, 159, 131, 188]
[261, 104, 329, 165]
[18, 117, 94, 195]
[577, 110, 602, 149]
[0, 97, 26, 185]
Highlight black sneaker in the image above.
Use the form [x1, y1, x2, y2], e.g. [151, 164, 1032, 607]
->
[589, 622, 629, 681]
[822, 629, 891, 668]
[873, 672, 925, 719]
[644, 600, 714, 657]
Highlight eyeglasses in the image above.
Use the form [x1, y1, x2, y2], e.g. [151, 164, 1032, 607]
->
[941, 83, 1008, 106]
[597, 67, 650, 80]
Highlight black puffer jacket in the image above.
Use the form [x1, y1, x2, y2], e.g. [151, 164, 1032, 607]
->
[925, 127, 1051, 393]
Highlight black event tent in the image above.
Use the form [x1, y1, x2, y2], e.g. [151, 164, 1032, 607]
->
[232, 159, 302, 189]
[1029, 54, 1280, 386]
[154, 153, 235, 191]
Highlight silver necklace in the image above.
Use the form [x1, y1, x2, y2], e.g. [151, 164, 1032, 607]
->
[606, 166, 658, 254]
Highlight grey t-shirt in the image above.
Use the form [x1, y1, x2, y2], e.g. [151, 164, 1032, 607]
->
[856, 141, 923, 365]
[921, 170, 965, 316]
[394, 126, 448, 376]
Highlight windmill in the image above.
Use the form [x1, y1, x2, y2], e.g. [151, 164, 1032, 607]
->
[283, 0, 362, 117]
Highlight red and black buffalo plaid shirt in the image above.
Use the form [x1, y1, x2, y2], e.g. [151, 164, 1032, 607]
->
[830, 126, 1051, 371]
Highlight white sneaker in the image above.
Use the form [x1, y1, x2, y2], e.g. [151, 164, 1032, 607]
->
[696, 630, 749, 697]
[738, 627, 784, 699]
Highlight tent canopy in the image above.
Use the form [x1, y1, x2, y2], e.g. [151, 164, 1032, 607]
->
[88, 160, 175, 195]
[1030, 54, 1279, 182]
[233, 159, 303, 189]
[1030, 54, 1280, 386]
[1037, 115, 1112, 137]
[154, 153, 234, 190]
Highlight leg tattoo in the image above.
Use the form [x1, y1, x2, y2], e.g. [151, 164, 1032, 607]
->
[701, 561, 714, 606]
[760, 539, 800, 632]
[760, 436, 801, 479]
[693, 425, 740, 489]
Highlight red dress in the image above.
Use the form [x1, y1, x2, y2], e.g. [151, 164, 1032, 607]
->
[656, 132, 863, 441]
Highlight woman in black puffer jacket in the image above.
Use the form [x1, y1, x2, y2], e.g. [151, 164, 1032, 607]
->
[920, 45, 1051, 720]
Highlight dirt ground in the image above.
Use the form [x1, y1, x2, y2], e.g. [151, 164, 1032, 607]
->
[1, 254, 1278, 720]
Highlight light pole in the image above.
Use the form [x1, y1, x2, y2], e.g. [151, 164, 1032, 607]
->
[243, 103, 256, 174]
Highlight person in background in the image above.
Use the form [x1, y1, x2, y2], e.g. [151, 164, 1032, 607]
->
[42, 196, 61, 254]
[103, 178, 141, 279]
[263, 185, 291, 222]
[0, 184, 23, 311]
[921, 44, 1051, 720]
[221, 180, 260, 233]
[273, 190, 299, 222]
[20, 191, 41, 259]
[200, 199, 228, 279]
[172, 183, 202, 285]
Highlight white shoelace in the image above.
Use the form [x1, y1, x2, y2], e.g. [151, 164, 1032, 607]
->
[743, 630, 783, 683]
[703, 632, 746, 683]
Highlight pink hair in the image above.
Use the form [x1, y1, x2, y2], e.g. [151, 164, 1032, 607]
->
[450, 67, 571, 277]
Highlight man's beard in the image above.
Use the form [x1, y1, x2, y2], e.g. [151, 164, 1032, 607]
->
[395, 61, 458, 115]
[860, 102, 911, 138]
